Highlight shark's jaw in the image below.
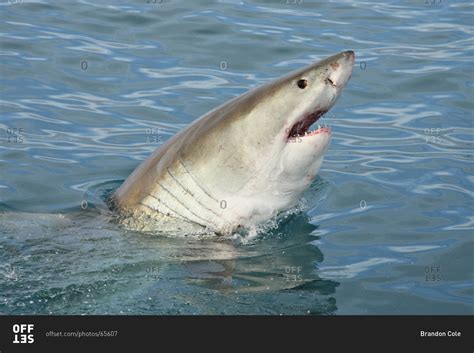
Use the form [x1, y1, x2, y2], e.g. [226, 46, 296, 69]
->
[286, 109, 328, 140]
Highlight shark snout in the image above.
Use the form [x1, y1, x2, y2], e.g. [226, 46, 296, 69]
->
[343, 50, 355, 60]
[326, 50, 354, 89]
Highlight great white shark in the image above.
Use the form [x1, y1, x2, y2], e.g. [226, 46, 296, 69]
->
[112, 50, 355, 235]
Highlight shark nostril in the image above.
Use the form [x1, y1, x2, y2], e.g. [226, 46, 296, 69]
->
[326, 77, 336, 86]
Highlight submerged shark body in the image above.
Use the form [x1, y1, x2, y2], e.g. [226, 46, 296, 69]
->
[112, 51, 355, 235]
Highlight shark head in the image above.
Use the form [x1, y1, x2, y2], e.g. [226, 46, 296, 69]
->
[265, 50, 355, 194]
[175, 50, 356, 229]
[114, 51, 355, 234]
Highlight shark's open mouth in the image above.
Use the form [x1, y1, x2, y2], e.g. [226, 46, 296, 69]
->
[287, 109, 328, 139]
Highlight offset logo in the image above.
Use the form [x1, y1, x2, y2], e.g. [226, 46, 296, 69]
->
[12, 324, 34, 344]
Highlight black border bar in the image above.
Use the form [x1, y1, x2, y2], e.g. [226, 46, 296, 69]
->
[0, 315, 472, 352]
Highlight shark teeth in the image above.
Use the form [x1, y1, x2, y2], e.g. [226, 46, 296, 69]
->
[298, 124, 331, 136]
[287, 109, 328, 139]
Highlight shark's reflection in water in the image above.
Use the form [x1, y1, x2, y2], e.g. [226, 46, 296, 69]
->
[180, 215, 339, 315]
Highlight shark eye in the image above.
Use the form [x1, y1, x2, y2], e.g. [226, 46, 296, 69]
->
[297, 79, 308, 89]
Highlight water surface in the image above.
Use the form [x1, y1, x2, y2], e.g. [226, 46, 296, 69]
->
[0, 0, 473, 314]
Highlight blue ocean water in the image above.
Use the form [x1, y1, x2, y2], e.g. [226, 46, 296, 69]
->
[0, 0, 473, 314]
